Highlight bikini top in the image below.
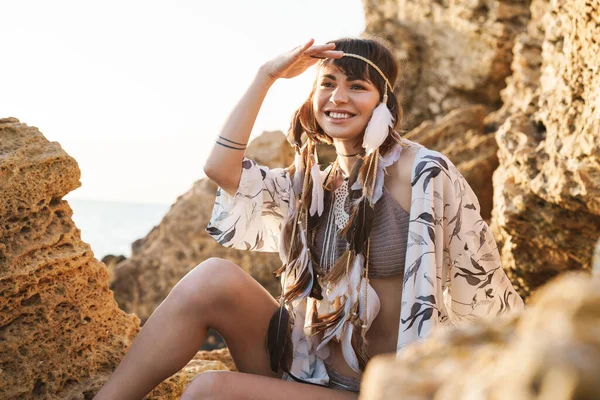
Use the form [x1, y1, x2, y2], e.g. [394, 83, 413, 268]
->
[312, 179, 410, 278]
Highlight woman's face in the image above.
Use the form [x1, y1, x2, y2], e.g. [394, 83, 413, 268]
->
[312, 63, 381, 143]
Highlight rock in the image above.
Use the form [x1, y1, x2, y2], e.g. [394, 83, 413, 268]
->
[0, 118, 143, 398]
[0, 118, 231, 399]
[146, 348, 235, 399]
[363, 0, 531, 131]
[360, 270, 600, 399]
[488, 0, 600, 298]
[101, 254, 126, 283]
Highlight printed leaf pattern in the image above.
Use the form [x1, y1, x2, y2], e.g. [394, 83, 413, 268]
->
[205, 157, 292, 252]
[398, 147, 524, 352]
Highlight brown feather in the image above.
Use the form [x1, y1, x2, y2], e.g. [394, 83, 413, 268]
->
[324, 249, 353, 284]
[357, 153, 374, 195]
[340, 198, 374, 255]
[351, 317, 370, 371]
[311, 298, 346, 335]
[282, 262, 312, 303]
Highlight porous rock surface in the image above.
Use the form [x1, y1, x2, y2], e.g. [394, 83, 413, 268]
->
[487, 0, 600, 298]
[0, 117, 141, 398]
[0, 117, 233, 399]
[360, 242, 600, 399]
[363, 0, 531, 131]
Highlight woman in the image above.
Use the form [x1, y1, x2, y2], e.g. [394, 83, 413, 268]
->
[95, 37, 523, 400]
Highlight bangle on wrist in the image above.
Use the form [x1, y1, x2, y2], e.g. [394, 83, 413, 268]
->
[215, 141, 246, 151]
[218, 135, 247, 146]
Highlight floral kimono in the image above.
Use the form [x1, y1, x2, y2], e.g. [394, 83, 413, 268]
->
[206, 140, 524, 384]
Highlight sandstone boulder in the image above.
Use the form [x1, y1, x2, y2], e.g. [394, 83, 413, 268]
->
[488, 0, 600, 298]
[0, 118, 233, 399]
[0, 118, 142, 398]
[363, 0, 531, 131]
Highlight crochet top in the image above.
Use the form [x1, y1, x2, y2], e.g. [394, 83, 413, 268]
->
[312, 179, 410, 278]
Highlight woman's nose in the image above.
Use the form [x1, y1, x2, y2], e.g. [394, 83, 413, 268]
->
[330, 86, 349, 104]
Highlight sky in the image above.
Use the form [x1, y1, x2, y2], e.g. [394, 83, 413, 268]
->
[1, 1, 366, 205]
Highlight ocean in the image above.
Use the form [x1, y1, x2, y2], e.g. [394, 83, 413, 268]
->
[67, 198, 172, 260]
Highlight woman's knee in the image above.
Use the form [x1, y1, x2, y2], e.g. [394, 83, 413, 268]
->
[180, 370, 230, 400]
[168, 257, 244, 310]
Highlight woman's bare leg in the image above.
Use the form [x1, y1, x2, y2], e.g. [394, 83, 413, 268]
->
[181, 371, 359, 400]
[94, 258, 282, 400]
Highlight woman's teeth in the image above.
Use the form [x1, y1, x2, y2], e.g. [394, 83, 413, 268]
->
[328, 112, 353, 119]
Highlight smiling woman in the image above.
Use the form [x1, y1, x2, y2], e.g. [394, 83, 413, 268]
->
[94, 36, 524, 400]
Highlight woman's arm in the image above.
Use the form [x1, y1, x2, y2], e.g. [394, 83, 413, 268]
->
[203, 39, 342, 196]
[203, 69, 274, 196]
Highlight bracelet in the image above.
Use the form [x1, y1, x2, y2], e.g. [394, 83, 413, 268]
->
[215, 140, 246, 150]
[218, 135, 247, 146]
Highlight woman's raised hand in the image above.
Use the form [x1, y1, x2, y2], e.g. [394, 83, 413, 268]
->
[261, 39, 343, 81]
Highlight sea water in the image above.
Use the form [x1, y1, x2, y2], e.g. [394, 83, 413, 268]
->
[67, 198, 171, 260]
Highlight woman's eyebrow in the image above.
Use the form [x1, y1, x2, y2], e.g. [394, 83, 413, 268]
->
[321, 74, 369, 84]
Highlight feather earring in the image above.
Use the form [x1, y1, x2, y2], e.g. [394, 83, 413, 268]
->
[362, 92, 395, 155]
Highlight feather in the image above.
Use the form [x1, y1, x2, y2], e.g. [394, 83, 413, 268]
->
[317, 299, 351, 348]
[309, 270, 323, 300]
[363, 99, 394, 155]
[359, 278, 381, 331]
[351, 318, 370, 371]
[324, 249, 352, 284]
[293, 147, 305, 195]
[372, 143, 403, 203]
[266, 306, 292, 373]
[348, 254, 363, 304]
[308, 189, 330, 231]
[309, 162, 324, 216]
[340, 198, 374, 255]
[328, 274, 349, 300]
[281, 245, 313, 303]
[341, 322, 360, 373]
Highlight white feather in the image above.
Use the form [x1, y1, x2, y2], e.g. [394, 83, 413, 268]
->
[341, 322, 360, 373]
[349, 253, 363, 304]
[359, 278, 381, 331]
[373, 143, 403, 203]
[309, 162, 324, 216]
[328, 275, 349, 300]
[318, 300, 351, 350]
[363, 101, 395, 155]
